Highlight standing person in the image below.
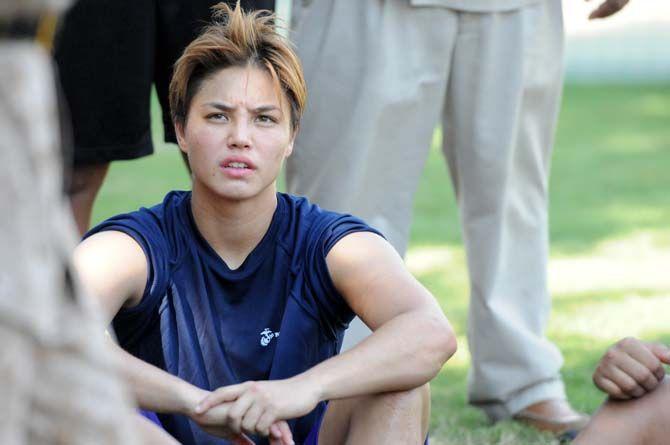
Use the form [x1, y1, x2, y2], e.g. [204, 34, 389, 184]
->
[287, 0, 631, 433]
[54, 0, 274, 235]
[74, 4, 456, 444]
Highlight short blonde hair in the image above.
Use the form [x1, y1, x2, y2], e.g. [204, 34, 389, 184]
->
[169, 2, 306, 130]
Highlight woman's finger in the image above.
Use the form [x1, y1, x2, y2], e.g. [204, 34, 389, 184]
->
[256, 411, 278, 437]
[278, 420, 294, 445]
[241, 402, 266, 435]
[227, 391, 257, 434]
[196, 383, 246, 414]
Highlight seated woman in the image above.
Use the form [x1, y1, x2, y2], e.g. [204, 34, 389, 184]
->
[73, 3, 456, 445]
[574, 337, 670, 445]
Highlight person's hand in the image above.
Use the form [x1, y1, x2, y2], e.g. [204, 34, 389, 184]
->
[586, 0, 630, 20]
[181, 385, 256, 444]
[194, 407, 292, 445]
[188, 406, 262, 445]
[593, 337, 670, 400]
[193, 377, 321, 442]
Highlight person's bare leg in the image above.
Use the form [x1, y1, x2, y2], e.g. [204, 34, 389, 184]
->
[318, 384, 430, 445]
[68, 163, 109, 235]
[574, 378, 670, 445]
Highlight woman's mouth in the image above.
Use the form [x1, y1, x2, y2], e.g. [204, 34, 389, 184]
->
[220, 158, 255, 178]
[224, 161, 250, 169]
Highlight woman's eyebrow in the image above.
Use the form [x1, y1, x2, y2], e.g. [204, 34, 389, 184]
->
[253, 105, 281, 113]
[203, 102, 281, 114]
[204, 102, 234, 112]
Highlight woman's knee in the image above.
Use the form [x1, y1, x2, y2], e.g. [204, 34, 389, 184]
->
[369, 383, 431, 437]
[374, 384, 431, 413]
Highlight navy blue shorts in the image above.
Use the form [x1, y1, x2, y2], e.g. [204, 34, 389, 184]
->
[303, 410, 324, 445]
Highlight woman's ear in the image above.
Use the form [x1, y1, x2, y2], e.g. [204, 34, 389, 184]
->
[285, 127, 298, 158]
[175, 121, 188, 154]
[285, 139, 295, 158]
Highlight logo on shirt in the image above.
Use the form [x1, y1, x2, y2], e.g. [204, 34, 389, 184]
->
[260, 328, 280, 347]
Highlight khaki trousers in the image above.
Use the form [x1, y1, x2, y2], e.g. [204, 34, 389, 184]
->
[287, 0, 566, 420]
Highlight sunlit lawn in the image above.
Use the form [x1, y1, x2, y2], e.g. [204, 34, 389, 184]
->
[92, 84, 670, 444]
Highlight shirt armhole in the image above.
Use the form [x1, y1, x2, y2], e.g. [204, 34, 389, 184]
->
[85, 224, 167, 318]
[315, 220, 386, 328]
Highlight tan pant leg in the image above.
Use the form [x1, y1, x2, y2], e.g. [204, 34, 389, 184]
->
[442, 0, 566, 419]
[288, 0, 456, 349]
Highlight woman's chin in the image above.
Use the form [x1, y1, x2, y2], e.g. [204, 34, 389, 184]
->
[194, 178, 274, 203]
[210, 186, 262, 203]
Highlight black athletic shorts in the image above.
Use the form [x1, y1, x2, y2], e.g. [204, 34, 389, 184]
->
[54, 0, 274, 166]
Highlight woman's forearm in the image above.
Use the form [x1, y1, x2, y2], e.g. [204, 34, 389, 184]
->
[297, 309, 456, 402]
[108, 339, 206, 417]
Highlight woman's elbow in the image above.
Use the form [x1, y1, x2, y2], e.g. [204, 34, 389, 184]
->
[436, 318, 458, 367]
[421, 314, 458, 377]
[441, 322, 458, 361]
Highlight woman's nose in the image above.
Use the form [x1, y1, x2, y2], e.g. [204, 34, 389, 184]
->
[228, 120, 251, 149]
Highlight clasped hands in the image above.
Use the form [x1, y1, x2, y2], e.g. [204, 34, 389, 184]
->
[189, 377, 320, 445]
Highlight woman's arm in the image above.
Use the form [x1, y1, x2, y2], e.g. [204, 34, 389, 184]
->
[74, 231, 206, 415]
[196, 231, 456, 435]
[305, 231, 456, 398]
[74, 230, 147, 315]
[74, 231, 281, 444]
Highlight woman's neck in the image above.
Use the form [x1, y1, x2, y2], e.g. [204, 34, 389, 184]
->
[190, 182, 278, 270]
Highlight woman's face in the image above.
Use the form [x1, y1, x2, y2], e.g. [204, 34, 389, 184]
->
[177, 65, 294, 202]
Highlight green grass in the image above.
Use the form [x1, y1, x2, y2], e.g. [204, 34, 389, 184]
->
[92, 84, 670, 444]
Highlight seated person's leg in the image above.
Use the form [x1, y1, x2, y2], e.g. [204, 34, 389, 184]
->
[316, 384, 430, 445]
[575, 377, 670, 445]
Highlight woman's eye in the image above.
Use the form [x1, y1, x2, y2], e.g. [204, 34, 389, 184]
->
[208, 113, 227, 121]
[256, 115, 276, 124]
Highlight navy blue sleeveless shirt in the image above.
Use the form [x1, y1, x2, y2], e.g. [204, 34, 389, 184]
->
[85, 191, 382, 445]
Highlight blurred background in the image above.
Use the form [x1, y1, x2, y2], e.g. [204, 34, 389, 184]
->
[562, 1, 670, 83]
[90, 2, 669, 444]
